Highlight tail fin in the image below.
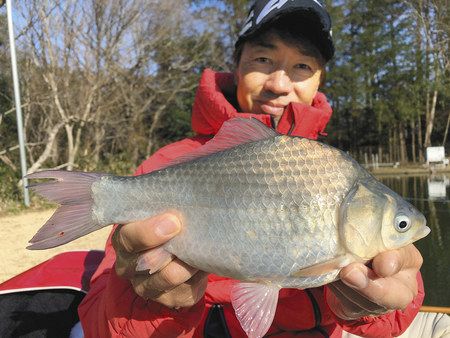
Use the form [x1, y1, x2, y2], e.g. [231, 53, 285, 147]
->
[26, 170, 107, 250]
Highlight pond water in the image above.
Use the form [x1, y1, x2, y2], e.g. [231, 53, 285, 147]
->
[378, 174, 450, 307]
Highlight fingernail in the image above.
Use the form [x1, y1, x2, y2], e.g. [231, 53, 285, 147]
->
[136, 255, 150, 272]
[342, 268, 369, 289]
[155, 215, 181, 237]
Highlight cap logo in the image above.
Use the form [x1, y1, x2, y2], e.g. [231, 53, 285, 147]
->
[256, 0, 290, 24]
[312, 0, 324, 8]
[256, 0, 324, 25]
[239, 10, 254, 36]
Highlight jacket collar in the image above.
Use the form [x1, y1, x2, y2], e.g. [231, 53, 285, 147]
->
[191, 68, 333, 140]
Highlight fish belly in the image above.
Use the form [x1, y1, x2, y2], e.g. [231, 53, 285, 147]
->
[166, 205, 343, 288]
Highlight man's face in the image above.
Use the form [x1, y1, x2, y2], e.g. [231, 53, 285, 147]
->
[235, 34, 323, 124]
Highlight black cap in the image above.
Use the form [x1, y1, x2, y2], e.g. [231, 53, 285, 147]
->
[236, 0, 334, 61]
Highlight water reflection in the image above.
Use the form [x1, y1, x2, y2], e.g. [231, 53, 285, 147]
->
[377, 174, 450, 307]
[428, 175, 450, 200]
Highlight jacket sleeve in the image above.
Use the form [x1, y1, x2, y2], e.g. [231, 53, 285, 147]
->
[78, 138, 208, 338]
[325, 272, 425, 338]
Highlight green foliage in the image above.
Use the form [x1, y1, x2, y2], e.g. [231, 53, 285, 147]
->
[325, 0, 450, 163]
[0, 165, 20, 204]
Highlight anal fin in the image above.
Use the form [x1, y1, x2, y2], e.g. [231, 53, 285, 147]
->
[231, 282, 280, 338]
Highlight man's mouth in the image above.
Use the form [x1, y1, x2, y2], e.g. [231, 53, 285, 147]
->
[258, 102, 286, 116]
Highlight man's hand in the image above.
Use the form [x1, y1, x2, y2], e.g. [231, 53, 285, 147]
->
[111, 212, 208, 309]
[326, 244, 423, 320]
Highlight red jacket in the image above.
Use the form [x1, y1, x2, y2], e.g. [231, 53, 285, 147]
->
[78, 68, 424, 337]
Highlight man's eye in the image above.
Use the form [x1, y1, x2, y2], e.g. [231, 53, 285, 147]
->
[254, 57, 271, 64]
[294, 63, 312, 71]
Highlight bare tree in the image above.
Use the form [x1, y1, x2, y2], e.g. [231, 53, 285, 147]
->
[406, 0, 449, 153]
[14, 0, 218, 172]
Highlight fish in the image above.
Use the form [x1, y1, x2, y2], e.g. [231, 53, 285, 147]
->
[26, 117, 430, 338]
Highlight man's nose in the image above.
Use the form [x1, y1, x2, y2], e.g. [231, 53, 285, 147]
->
[264, 70, 293, 96]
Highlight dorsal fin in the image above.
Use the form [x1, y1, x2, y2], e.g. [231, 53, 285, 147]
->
[152, 118, 278, 171]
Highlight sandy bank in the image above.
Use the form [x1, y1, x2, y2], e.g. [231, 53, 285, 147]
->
[0, 209, 111, 284]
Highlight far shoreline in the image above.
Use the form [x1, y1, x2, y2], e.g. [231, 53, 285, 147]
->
[370, 166, 450, 176]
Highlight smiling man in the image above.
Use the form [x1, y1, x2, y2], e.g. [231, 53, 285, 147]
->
[78, 1, 425, 337]
[235, 34, 324, 123]
[234, 12, 328, 125]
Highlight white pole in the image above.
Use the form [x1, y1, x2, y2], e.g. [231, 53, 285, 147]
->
[6, 0, 30, 206]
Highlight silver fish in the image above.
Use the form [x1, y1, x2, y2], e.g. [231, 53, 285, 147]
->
[27, 118, 429, 338]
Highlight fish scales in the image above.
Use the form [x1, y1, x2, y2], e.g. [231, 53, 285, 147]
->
[92, 135, 360, 287]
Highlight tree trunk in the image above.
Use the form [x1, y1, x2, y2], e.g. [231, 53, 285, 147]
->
[442, 110, 450, 146]
[92, 126, 106, 168]
[65, 124, 75, 171]
[410, 119, 416, 163]
[399, 122, 408, 164]
[27, 122, 64, 173]
[388, 129, 394, 163]
[414, 14, 424, 164]
[417, 114, 424, 162]
[378, 145, 383, 165]
[424, 89, 438, 148]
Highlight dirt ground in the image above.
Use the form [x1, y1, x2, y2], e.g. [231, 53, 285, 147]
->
[0, 208, 112, 284]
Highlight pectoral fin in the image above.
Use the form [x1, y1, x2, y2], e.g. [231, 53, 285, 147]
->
[290, 255, 353, 278]
[231, 282, 280, 338]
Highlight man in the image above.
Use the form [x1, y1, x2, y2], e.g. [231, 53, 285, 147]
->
[79, 1, 424, 336]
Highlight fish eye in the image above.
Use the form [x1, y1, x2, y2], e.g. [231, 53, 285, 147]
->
[394, 214, 411, 233]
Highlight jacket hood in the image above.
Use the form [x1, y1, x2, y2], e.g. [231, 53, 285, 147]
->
[191, 68, 333, 140]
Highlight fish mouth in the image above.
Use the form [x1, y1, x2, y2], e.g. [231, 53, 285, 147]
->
[413, 213, 430, 241]
[413, 225, 431, 241]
